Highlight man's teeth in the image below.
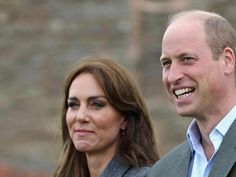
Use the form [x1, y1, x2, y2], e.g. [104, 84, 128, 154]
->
[174, 88, 193, 98]
[178, 92, 191, 98]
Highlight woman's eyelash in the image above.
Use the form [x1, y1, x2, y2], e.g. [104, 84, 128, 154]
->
[92, 101, 105, 107]
[68, 102, 79, 108]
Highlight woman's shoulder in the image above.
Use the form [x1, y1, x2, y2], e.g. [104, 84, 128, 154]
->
[101, 155, 151, 177]
[124, 166, 150, 177]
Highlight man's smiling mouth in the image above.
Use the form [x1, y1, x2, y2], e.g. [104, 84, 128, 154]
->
[174, 88, 195, 99]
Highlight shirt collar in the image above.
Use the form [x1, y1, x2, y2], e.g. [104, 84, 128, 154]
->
[187, 105, 236, 155]
[214, 105, 236, 136]
[187, 120, 200, 155]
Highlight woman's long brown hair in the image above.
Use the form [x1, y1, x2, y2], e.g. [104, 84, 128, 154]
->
[54, 56, 159, 177]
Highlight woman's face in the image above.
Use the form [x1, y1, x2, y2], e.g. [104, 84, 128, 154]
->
[66, 73, 126, 155]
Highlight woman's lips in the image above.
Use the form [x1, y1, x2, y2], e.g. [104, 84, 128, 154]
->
[74, 129, 94, 136]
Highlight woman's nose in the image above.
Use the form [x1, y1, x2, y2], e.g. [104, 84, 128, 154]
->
[76, 106, 89, 122]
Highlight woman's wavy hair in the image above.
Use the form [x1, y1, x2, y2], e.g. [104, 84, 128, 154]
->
[54, 56, 159, 177]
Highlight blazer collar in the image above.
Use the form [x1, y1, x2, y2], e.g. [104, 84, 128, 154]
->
[209, 119, 236, 177]
[100, 156, 129, 177]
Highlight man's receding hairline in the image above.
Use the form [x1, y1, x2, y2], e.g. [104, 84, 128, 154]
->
[168, 10, 220, 25]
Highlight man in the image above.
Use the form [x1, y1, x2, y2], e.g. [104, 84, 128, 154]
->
[148, 10, 236, 177]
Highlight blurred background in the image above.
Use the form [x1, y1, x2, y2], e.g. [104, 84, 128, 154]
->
[0, 0, 236, 176]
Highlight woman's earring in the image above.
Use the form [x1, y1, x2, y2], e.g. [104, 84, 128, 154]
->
[121, 128, 125, 136]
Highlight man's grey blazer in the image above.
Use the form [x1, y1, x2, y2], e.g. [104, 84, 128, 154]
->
[148, 119, 236, 177]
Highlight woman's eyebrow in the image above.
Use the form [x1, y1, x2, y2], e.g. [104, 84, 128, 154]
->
[67, 96, 78, 101]
[87, 95, 106, 101]
[68, 95, 106, 101]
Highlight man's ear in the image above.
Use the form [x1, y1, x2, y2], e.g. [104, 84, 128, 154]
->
[222, 47, 235, 75]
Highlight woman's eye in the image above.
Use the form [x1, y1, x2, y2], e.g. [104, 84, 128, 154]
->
[68, 102, 79, 110]
[91, 101, 105, 109]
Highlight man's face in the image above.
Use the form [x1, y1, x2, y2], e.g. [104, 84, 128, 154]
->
[160, 18, 225, 118]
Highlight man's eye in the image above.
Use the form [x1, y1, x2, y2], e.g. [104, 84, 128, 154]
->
[182, 57, 194, 62]
[161, 60, 171, 68]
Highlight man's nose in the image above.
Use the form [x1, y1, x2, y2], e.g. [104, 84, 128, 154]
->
[167, 63, 184, 84]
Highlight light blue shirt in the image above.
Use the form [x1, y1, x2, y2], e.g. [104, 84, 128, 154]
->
[187, 105, 236, 177]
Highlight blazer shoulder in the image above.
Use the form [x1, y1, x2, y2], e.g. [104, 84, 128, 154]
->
[148, 141, 190, 177]
[157, 141, 189, 163]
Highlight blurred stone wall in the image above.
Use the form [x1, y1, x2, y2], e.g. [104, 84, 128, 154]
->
[0, 0, 130, 175]
[0, 0, 235, 176]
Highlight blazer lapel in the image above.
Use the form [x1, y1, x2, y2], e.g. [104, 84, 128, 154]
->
[208, 119, 236, 177]
[170, 141, 191, 177]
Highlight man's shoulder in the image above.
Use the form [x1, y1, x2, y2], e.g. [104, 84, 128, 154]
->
[156, 141, 189, 165]
[147, 141, 190, 177]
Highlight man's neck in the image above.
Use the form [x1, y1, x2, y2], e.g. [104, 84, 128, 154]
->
[195, 104, 236, 160]
[200, 132, 215, 160]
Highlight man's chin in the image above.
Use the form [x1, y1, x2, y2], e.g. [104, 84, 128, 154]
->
[176, 107, 193, 117]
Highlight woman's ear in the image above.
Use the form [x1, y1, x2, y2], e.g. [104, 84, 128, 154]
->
[120, 116, 127, 130]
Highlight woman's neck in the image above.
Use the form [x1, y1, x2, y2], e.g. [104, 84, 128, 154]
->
[86, 150, 116, 177]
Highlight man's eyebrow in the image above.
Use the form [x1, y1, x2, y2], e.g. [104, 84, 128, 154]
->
[178, 52, 189, 58]
[160, 56, 170, 62]
[160, 52, 192, 61]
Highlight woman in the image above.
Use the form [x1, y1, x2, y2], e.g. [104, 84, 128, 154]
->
[54, 56, 159, 177]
